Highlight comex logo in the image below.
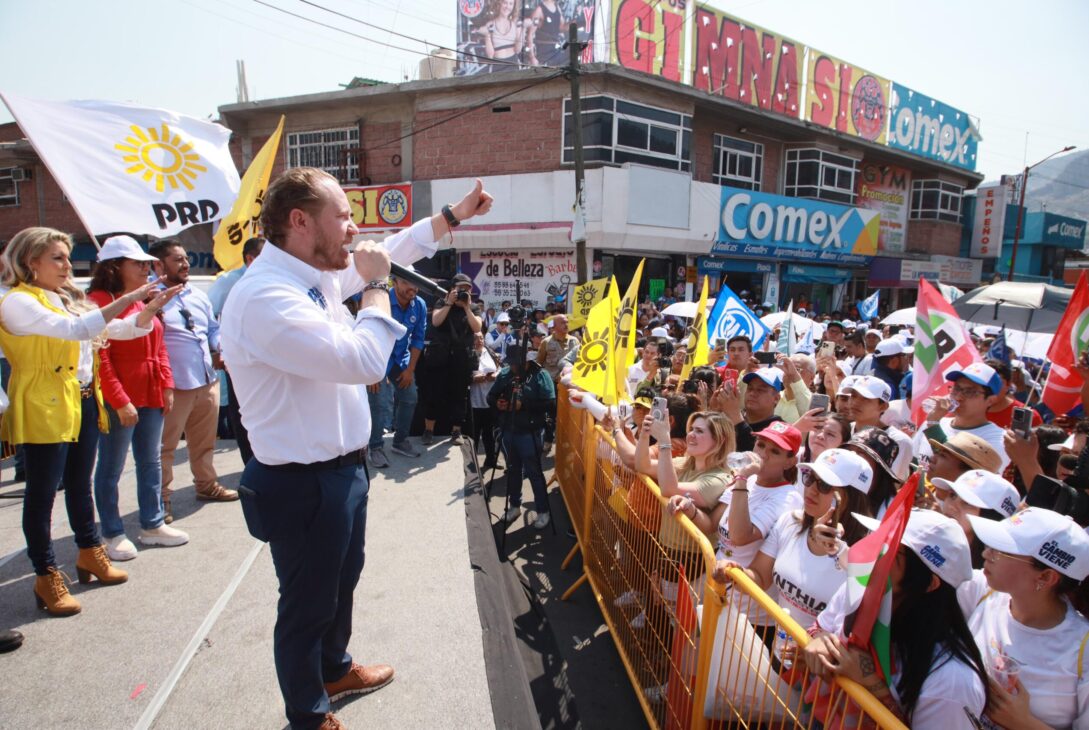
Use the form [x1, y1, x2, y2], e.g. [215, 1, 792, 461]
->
[116, 124, 206, 194]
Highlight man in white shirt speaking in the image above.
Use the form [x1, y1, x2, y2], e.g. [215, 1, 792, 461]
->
[221, 167, 492, 730]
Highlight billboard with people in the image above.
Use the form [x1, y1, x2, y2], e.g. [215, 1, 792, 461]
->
[456, 0, 597, 76]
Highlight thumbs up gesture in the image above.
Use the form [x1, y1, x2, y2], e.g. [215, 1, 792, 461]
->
[450, 178, 494, 223]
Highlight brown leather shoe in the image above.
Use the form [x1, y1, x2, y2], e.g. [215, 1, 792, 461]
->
[318, 713, 347, 730]
[76, 545, 129, 585]
[196, 483, 239, 502]
[324, 662, 395, 702]
[34, 568, 81, 616]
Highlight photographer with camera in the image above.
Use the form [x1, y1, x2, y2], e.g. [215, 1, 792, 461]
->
[420, 273, 480, 445]
[488, 343, 556, 529]
[536, 313, 578, 453]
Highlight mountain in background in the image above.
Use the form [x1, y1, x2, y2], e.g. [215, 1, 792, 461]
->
[1022, 148, 1089, 224]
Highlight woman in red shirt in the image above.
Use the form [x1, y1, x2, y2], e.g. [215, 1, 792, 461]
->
[89, 237, 189, 560]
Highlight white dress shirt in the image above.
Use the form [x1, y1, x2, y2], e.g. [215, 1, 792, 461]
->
[0, 288, 152, 385]
[220, 219, 439, 465]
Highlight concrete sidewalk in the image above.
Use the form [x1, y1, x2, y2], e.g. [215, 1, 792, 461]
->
[0, 437, 493, 729]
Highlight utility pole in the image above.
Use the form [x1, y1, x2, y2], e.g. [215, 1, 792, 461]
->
[566, 22, 587, 283]
[1007, 144, 1075, 281]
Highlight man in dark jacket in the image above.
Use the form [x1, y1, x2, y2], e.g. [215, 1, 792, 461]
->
[488, 344, 556, 529]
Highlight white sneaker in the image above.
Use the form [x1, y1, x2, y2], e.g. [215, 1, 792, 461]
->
[644, 683, 668, 703]
[532, 512, 551, 530]
[138, 524, 190, 547]
[104, 534, 138, 561]
[502, 506, 521, 523]
[630, 611, 647, 630]
[613, 590, 642, 608]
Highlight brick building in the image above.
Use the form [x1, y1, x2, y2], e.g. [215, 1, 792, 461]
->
[0, 62, 984, 312]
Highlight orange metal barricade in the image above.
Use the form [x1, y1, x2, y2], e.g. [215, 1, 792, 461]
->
[552, 398, 908, 730]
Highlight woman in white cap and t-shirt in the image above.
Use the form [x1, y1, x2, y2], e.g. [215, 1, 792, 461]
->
[804, 509, 989, 729]
[712, 448, 875, 671]
[966, 507, 1089, 730]
[935, 469, 1022, 569]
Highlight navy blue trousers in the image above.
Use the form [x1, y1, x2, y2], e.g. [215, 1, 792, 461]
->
[239, 458, 369, 730]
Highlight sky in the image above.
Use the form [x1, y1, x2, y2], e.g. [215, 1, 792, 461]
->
[1, 0, 1086, 182]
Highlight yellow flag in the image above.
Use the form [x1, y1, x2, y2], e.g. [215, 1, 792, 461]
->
[567, 276, 609, 331]
[212, 115, 285, 271]
[572, 277, 621, 405]
[679, 276, 710, 382]
[613, 259, 645, 402]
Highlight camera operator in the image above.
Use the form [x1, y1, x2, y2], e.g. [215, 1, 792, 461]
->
[420, 273, 480, 444]
[488, 343, 556, 529]
[536, 313, 578, 452]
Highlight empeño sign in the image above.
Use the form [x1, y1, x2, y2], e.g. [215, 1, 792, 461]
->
[713, 186, 879, 264]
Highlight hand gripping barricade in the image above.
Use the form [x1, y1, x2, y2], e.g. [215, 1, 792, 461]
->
[553, 384, 908, 730]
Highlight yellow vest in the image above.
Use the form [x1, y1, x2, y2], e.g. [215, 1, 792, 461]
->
[0, 284, 108, 444]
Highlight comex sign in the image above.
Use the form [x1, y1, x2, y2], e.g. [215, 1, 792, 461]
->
[712, 186, 880, 264]
[888, 84, 979, 171]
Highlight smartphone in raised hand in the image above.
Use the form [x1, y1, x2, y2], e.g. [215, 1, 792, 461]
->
[809, 393, 831, 414]
[652, 397, 668, 422]
[1011, 407, 1034, 440]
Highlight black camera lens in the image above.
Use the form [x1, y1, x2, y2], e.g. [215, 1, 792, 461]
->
[456, 291, 469, 302]
[657, 356, 672, 368]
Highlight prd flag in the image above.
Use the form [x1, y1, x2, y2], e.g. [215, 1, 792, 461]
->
[571, 277, 621, 404]
[911, 278, 982, 425]
[213, 115, 284, 271]
[707, 283, 772, 349]
[858, 290, 880, 321]
[844, 478, 915, 684]
[0, 93, 239, 238]
[567, 276, 609, 331]
[1042, 271, 1089, 416]
[679, 276, 710, 381]
[613, 259, 645, 402]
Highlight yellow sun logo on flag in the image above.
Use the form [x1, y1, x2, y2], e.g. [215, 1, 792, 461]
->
[115, 124, 207, 193]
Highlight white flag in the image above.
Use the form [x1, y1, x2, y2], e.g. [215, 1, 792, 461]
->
[1, 93, 240, 237]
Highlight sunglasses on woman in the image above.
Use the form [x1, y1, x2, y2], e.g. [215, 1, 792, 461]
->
[801, 469, 836, 494]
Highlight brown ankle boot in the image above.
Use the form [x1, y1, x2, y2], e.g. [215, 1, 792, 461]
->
[34, 568, 81, 616]
[76, 545, 129, 585]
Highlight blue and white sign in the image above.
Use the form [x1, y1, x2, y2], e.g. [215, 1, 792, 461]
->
[697, 257, 775, 276]
[887, 84, 979, 172]
[706, 283, 771, 349]
[712, 186, 880, 265]
[857, 291, 880, 320]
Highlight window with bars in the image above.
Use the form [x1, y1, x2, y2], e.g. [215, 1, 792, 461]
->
[784, 148, 858, 205]
[285, 127, 360, 182]
[563, 96, 692, 172]
[0, 168, 19, 207]
[712, 135, 763, 190]
[910, 179, 963, 223]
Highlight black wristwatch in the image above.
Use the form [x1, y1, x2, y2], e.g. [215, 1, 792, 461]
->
[441, 204, 460, 228]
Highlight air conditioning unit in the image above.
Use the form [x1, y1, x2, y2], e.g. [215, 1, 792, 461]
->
[9, 168, 27, 182]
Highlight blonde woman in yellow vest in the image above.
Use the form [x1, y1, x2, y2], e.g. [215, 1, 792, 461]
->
[0, 227, 179, 616]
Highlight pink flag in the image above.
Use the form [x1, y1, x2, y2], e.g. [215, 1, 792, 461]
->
[1042, 271, 1089, 417]
[910, 278, 983, 425]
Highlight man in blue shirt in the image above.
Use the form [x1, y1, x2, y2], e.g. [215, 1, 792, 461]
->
[366, 270, 427, 467]
[150, 240, 239, 520]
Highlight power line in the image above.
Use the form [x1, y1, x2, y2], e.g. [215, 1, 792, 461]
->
[363, 70, 567, 152]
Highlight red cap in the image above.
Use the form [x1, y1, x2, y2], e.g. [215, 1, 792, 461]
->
[755, 421, 802, 452]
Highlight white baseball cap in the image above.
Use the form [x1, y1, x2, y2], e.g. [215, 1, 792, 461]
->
[855, 509, 974, 586]
[946, 362, 1003, 396]
[836, 374, 860, 396]
[651, 326, 671, 340]
[98, 235, 158, 263]
[932, 469, 1021, 517]
[969, 507, 1089, 580]
[865, 329, 882, 338]
[496, 312, 510, 323]
[844, 375, 892, 403]
[873, 338, 907, 358]
[801, 448, 873, 494]
[742, 367, 784, 391]
[1048, 434, 1076, 453]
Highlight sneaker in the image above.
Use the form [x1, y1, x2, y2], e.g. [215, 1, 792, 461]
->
[138, 524, 190, 547]
[390, 440, 420, 458]
[195, 483, 239, 502]
[104, 534, 138, 562]
[613, 590, 642, 608]
[324, 662, 395, 702]
[502, 505, 521, 523]
[532, 512, 551, 530]
[367, 447, 390, 469]
[644, 683, 668, 704]
[630, 611, 648, 630]
[421, 430, 434, 445]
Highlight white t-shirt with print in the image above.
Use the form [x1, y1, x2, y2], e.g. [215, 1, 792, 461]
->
[818, 583, 987, 730]
[969, 591, 1089, 730]
[717, 477, 801, 626]
[759, 510, 847, 629]
[627, 361, 651, 396]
